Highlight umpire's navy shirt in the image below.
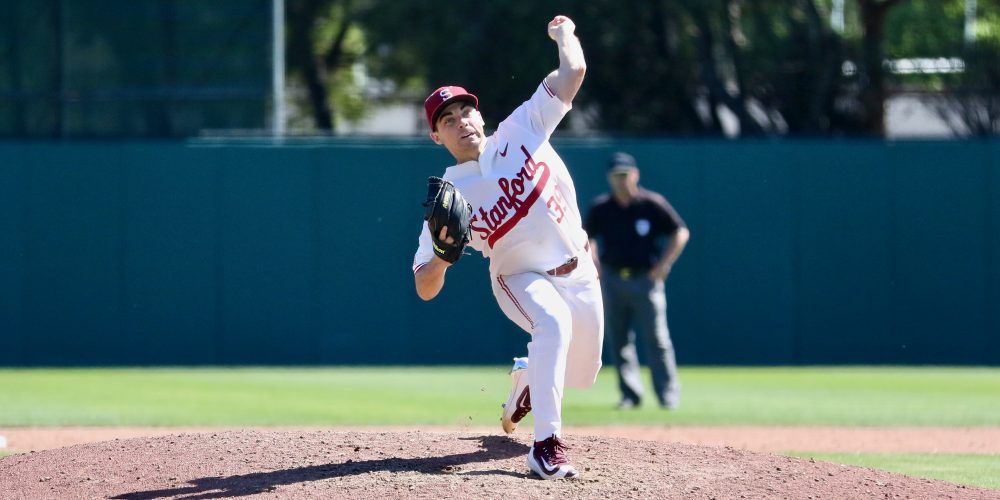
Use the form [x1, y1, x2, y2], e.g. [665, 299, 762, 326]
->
[584, 187, 686, 271]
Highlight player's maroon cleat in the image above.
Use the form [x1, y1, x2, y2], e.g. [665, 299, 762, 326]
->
[527, 435, 578, 480]
[501, 357, 530, 434]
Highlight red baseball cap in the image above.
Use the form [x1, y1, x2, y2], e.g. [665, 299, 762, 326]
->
[424, 86, 479, 130]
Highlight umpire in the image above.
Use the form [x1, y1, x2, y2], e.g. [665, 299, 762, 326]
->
[584, 152, 689, 410]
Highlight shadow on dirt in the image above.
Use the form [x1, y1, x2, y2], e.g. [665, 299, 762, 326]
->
[112, 435, 528, 500]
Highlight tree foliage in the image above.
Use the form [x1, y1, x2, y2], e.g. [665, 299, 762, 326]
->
[358, 1, 572, 130]
[355, 0, 868, 136]
[881, 0, 1000, 136]
[282, 0, 1000, 137]
[286, 0, 370, 131]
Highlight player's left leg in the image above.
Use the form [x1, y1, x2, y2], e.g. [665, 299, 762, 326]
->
[558, 260, 605, 389]
[493, 271, 580, 479]
[521, 261, 604, 480]
[491, 271, 574, 440]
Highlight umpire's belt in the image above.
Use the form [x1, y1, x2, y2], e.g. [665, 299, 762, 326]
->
[546, 257, 579, 277]
[614, 267, 645, 279]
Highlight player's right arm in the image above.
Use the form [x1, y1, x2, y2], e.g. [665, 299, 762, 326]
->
[544, 16, 586, 105]
[413, 226, 455, 301]
[505, 16, 582, 139]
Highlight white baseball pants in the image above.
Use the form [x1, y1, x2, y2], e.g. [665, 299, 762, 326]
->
[492, 258, 604, 440]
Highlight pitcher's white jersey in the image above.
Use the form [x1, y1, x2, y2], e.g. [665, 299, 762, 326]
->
[413, 80, 590, 277]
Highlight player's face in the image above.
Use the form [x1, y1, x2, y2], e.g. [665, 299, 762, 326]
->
[430, 102, 486, 161]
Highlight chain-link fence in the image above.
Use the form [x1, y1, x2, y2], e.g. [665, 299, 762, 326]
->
[0, 0, 272, 138]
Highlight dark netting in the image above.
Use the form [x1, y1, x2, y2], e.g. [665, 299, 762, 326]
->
[0, 0, 271, 138]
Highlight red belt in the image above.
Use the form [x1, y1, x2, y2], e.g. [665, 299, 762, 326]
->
[546, 257, 579, 277]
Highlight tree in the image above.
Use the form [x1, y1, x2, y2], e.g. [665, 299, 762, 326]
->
[857, 0, 908, 136]
[351, 0, 992, 137]
[359, 0, 855, 136]
[286, 0, 369, 132]
[932, 43, 1000, 136]
[573, 0, 706, 134]
[359, 1, 573, 131]
[679, 0, 851, 136]
[879, 0, 1000, 137]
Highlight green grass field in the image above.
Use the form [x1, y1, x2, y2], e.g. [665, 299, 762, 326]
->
[792, 453, 1000, 491]
[0, 366, 997, 488]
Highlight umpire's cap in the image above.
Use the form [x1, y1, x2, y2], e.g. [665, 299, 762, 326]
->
[608, 152, 638, 173]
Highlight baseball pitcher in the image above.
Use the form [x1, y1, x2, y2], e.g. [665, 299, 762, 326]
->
[413, 16, 603, 480]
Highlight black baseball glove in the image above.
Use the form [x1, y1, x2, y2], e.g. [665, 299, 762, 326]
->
[423, 176, 473, 264]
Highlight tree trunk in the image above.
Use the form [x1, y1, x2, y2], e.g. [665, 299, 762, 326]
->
[859, 0, 904, 137]
[319, 10, 354, 133]
[53, 0, 64, 138]
[691, 8, 726, 135]
[287, 0, 333, 132]
[652, 0, 705, 133]
[803, 0, 840, 134]
[7, 0, 26, 136]
[303, 56, 334, 131]
[722, 1, 770, 135]
[689, 3, 766, 136]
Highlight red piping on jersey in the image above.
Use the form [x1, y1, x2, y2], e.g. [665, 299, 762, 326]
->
[542, 80, 555, 98]
[498, 275, 534, 329]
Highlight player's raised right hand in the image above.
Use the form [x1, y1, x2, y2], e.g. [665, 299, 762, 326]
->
[548, 15, 576, 42]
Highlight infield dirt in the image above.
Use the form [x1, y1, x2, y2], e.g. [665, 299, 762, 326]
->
[1, 429, 997, 499]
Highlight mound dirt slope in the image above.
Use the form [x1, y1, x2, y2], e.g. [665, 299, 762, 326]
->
[0, 430, 995, 499]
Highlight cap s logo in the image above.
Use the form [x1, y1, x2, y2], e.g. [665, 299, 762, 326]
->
[439, 89, 453, 100]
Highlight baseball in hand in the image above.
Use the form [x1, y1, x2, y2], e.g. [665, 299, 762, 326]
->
[548, 15, 576, 41]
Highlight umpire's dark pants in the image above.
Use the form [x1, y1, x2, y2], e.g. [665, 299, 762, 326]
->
[601, 266, 680, 407]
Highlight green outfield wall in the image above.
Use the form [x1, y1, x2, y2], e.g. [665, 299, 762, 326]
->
[0, 139, 997, 366]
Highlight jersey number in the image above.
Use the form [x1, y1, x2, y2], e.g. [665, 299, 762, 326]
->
[547, 190, 566, 224]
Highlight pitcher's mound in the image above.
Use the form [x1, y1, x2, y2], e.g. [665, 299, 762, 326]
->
[0, 429, 993, 499]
